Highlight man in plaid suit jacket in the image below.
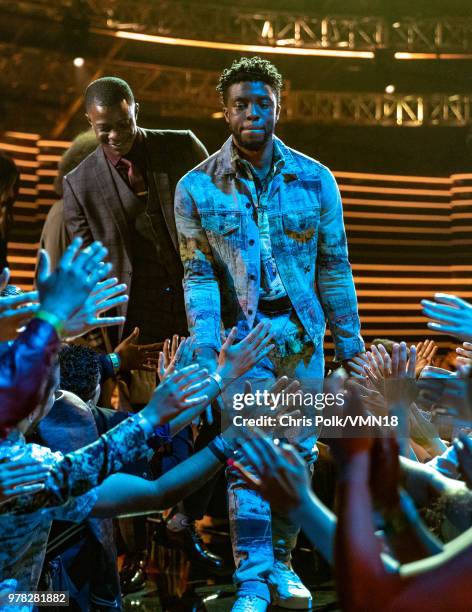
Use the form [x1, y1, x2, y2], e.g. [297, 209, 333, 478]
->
[63, 77, 208, 349]
[62, 76, 225, 590]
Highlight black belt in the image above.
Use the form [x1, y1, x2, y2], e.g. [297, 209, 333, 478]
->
[258, 295, 292, 314]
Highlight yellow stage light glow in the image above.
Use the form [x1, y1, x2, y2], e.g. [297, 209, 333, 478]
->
[92, 27, 375, 59]
[395, 52, 472, 60]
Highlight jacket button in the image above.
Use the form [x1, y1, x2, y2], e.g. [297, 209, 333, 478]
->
[246, 203, 251, 209]
[249, 239, 255, 246]
[249, 274, 256, 280]
[248, 309, 253, 315]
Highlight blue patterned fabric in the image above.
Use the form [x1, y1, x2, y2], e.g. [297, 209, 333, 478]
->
[0, 412, 153, 602]
[175, 135, 364, 360]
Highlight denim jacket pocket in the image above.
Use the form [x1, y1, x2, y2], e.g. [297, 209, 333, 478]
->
[283, 210, 318, 242]
[201, 211, 240, 236]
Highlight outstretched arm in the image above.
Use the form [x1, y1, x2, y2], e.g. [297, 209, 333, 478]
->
[91, 445, 225, 517]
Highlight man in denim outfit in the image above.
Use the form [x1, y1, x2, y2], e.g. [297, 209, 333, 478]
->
[175, 57, 364, 612]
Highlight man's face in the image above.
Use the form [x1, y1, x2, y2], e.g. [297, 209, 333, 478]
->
[224, 81, 280, 151]
[86, 99, 139, 157]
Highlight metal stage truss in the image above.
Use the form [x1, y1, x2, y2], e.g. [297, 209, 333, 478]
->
[2, 0, 472, 54]
[1, 44, 470, 131]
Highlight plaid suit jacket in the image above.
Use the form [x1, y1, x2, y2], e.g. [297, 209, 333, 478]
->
[63, 128, 208, 341]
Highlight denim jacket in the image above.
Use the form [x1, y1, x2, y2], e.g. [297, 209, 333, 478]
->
[175, 136, 364, 360]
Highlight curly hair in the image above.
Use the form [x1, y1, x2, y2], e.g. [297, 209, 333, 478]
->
[58, 343, 100, 402]
[216, 56, 283, 104]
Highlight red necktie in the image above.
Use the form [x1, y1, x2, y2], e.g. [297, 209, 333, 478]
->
[118, 157, 147, 197]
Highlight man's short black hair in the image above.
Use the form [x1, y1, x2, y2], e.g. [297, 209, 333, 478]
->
[59, 344, 100, 402]
[85, 76, 135, 110]
[216, 56, 283, 104]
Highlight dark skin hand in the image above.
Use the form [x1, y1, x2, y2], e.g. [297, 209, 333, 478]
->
[114, 327, 162, 372]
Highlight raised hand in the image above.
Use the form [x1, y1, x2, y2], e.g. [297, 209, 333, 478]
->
[157, 336, 194, 381]
[217, 321, 274, 381]
[0, 269, 39, 341]
[114, 326, 163, 373]
[421, 293, 472, 342]
[36, 238, 112, 322]
[408, 402, 441, 449]
[0, 458, 51, 503]
[62, 277, 127, 338]
[141, 364, 209, 427]
[415, 339, 438, 376]
[456, 341, 472, 368]
[368, 342, 417, 407]
[232, 431, 312, 515]
[418, 365, 470, 421]
[346, 352, 370, 379]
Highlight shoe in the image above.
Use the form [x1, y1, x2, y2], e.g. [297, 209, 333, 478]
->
[119, 553, 147, 595]
[231, 595, 268, 612]
[162, 522, 227, 573]
[268, 560, 312, 609]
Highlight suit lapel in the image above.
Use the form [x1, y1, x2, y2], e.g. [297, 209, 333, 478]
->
[93, 148, 132, 260]
[142, 130, 179, 253]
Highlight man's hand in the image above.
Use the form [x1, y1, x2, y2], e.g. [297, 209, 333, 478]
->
[415, 339, 438, 376]
[364, 342, 417, 408]
[141, 364, 210, 427]
[62, 277, 127, 338]
[0, 268, 39, 341]
[343, 353, 369, 377]
[36, 238, 112, 322]
[408, 402, 440, 448]
[157, 336, 194, 381]
[0, 458, 51, 504]
[418, 366, 470, 421]
[217, 321, 274, 381]
[233, 431, 312, 515]
[114, 326, 162, 372]
[456, 341, 472, 367]
[421, 293, 472, 342]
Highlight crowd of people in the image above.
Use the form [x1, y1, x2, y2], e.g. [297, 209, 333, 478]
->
[0, 55, 471, 612]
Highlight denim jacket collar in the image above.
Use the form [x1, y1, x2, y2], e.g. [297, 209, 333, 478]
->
[215, 135, 300, 181]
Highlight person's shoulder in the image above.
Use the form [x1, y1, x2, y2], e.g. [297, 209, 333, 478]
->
[177, 149, 220, 188]
[64, 147, 101, 184]
[44, 199, 64, 221]
[280, 141, 330, 177]
[143, 128, 197, 144]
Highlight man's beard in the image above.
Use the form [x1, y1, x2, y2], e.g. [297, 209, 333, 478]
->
[232, 127, 271, 151]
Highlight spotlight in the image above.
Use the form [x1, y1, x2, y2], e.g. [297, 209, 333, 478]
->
[73, 57, 85, 67]
[392, 22, 401, 29]
[385, 84, 395, 94]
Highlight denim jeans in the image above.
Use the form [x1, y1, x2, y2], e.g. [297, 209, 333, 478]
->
[226, 309, 324, 602]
